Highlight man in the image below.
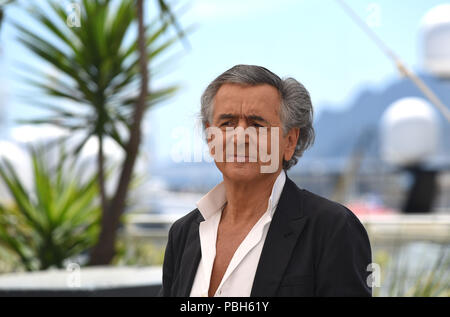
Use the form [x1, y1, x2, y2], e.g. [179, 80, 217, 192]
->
[159, 65, 372, 297]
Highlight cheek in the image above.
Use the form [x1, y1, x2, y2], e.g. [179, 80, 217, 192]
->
[255, 130, 279, 153]
[270, 132, 285, 153]
[216, 131, 234, 161]
[206, 132, 227, 161]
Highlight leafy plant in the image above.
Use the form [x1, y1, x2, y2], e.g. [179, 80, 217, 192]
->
[0, 144, 101, 271]
[373, 244, 449, 297]
[13, 0, 179, 203]
[11, 0, 188, 264]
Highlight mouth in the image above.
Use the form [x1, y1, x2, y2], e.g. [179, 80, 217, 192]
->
[225, 155, 256, 162]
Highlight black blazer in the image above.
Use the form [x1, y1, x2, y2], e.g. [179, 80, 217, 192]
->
[159, 176, 372, 297]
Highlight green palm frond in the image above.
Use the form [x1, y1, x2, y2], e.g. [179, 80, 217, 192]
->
[13, 0, 184, 154]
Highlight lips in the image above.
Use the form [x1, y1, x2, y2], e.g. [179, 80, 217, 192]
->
[225, 155, 257, 162]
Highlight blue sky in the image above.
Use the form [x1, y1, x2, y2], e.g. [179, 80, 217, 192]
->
[0, 0, 448, 168]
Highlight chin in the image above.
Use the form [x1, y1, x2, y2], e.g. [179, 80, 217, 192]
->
[216, 162, 263, 182]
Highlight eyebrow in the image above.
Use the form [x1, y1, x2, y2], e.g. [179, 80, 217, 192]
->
[217, 113, 236, 121]
[216, 113, 270, 125]
[248, 115, 270, 125]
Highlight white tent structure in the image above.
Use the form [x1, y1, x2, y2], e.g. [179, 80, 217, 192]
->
[380, 97, 441, 167]
[421, 4, 450, 78]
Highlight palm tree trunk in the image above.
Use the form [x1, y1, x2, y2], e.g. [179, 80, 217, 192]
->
[97, 134, 107, 213]
[89, 0, 148, 265]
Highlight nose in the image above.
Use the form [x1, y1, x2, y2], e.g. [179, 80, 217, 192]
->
[233, 126, 250, 146]
[235, 118, 251, 141]
[223, 119, 260, 162]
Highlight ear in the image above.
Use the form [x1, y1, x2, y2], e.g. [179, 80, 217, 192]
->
[284, 128, 300, 161]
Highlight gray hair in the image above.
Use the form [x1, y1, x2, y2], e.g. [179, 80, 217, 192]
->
[200, 64, 315, 170]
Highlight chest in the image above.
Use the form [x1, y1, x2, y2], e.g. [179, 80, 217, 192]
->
[215, 224, 251, 266]
[208, 223, 254, 295]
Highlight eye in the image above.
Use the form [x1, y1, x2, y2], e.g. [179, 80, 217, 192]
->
[220, 121, 233, 127]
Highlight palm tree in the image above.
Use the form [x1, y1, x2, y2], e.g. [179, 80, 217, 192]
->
[12, 0, 187, 264]
[88, 0, 151, 266]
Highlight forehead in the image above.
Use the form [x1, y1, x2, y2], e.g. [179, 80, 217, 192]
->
[212, 83, 281, 120]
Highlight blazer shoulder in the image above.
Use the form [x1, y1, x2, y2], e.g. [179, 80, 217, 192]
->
[169, 208, 202, 239]
[300, 188, 365, 230]
[299, 188, 371, 259]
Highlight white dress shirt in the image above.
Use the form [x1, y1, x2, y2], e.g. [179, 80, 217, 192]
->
[189, 170, 286, 297]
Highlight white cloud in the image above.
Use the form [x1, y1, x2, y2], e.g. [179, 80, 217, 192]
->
[10, 124, 69, 144]
[4, 123, 151, 197]
[0, 141, 29, 165]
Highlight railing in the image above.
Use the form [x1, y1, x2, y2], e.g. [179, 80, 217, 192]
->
[123, 212, 450, 245]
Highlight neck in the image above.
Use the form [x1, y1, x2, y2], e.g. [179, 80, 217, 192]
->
[222, 170, 282, 224]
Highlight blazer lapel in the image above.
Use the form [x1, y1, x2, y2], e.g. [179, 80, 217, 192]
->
[251, 177, 308, 297]
[176, 212, 202, 297]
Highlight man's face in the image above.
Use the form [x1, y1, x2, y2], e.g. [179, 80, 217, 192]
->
[206, 83, 299, 182]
